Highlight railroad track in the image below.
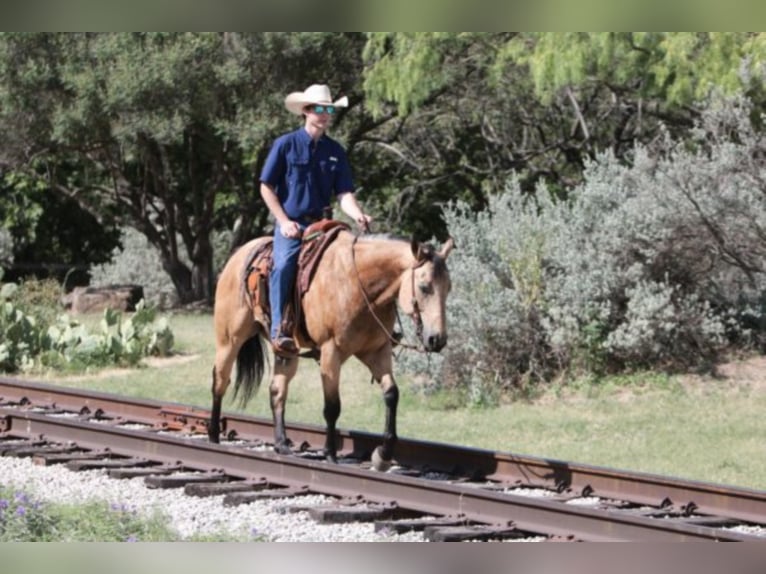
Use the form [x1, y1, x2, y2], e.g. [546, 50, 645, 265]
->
[1, 376, 764, 541]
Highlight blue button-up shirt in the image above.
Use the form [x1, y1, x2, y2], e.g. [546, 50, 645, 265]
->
[259, 128, 355, 221]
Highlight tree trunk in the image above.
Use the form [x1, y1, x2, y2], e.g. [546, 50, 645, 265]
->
[161, 237, 215, 305]
[163, 258, 193, 304]
[190, 235, 215, 304]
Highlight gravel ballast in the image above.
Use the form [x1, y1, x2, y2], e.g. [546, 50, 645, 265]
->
[0, 455, 423, 541]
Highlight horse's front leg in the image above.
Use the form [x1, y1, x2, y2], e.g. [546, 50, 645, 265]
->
[357, 344, 398, 472]
[319, 342, 343, 463]
[270, 354, 299, 454]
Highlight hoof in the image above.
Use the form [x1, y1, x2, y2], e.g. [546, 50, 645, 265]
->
[274, 442, 293, 456]
[323, 448, 338, 464]
[371, 446, 392, 472]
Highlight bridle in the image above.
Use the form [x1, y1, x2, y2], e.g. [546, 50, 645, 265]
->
[351, 234, 429, 353]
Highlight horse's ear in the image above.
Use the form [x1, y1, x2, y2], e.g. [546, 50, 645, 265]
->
[439, 237, 456, 259]
[410, 236, 424, 261]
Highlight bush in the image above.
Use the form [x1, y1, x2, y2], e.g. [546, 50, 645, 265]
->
[90, 227, 234, 309]
[0, 281, 174, 373]
[401, 93, 766, 397]
[89, 227, 179, 309]
[0, 228, 12, 277]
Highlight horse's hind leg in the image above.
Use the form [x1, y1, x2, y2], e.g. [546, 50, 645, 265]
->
[210, 301, 260, 443]
[270, 354, 299, 454]
[319, 342, 344, 462]
[210, 340, 240, 443]
[356, 344, 398, 472]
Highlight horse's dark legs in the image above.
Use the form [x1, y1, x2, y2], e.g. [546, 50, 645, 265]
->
[368, 377, 398, 471]
[210, 340, 239, 443]
[357, 345, 398, 471]
[209, 367, 222, 443]
[323, 397, 341, 462]
[319, 343, 343, 462]
[379, 384, 399, 460]
[270, 354, 299, 455]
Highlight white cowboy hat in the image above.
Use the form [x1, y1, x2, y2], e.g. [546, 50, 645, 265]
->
[284, 84, 349, 116]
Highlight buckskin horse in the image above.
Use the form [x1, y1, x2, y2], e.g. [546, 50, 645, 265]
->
[209, 224, 454, 471]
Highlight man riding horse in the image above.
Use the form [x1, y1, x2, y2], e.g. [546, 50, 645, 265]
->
[210, 84, 454, 469]
[259, 83, 373, 357]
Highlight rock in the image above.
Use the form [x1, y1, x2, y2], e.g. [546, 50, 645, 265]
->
[62, 284, 145, 314]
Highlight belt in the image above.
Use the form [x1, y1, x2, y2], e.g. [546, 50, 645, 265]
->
[301, 214, 323, 224]
[298, 210, 330, 225]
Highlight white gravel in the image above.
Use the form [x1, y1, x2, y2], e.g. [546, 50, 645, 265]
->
[0, 455, 424, 541]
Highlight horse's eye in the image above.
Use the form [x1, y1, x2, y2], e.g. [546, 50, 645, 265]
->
[418, 282, 433, 295]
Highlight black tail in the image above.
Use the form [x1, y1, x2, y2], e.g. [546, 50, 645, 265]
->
[232, 335, 267, 408]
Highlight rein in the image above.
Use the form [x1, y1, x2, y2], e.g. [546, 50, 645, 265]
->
[351, 233, 427, 353]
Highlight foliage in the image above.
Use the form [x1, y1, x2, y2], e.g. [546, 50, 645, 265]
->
[4, 32, 766, 296]
[0, 488, 55, 541]
[0, 281, 174, 373]
[501, 33, 766, 106]
[0, 228, 12, 275]
[361, 32, 766, 239]
[4, 32, 766, 387]
[8, 277, 62, 318]
[90, 227, 181, 308]
[0, 486, 178, 541]
[0, 173, 120, 287]
[400, 94, 766, 396]
[0, 32, 367, 303]
[90, 226, 236, 308]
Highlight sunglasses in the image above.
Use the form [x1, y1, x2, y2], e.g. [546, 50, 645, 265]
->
[307, 104, 336, 115]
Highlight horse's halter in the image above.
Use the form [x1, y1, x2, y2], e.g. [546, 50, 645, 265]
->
[351, 234, 428, 353]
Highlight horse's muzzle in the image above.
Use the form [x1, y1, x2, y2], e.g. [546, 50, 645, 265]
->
[425, 332, 447, 353]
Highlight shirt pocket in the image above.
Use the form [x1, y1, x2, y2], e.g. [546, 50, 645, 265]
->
[287, 159, 311, 187]
[319, 159, 339, 186]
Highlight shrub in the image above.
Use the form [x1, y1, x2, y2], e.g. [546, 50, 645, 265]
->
[0, 489, 55, 541]
[89, 227, 179, 309]
[397, 182, 562, 403]
[400, 93, 766, 397]
[0, 282, 174, 373]
[0, 228, 12, 278]
[90, 227, 234, 309]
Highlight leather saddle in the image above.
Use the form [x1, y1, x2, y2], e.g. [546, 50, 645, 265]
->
[243, 220, 350, 346]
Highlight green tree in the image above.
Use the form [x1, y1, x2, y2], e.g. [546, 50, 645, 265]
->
[7, 32, 764, 300]
[0, 32, 367, 303]
[361, 32, 766, 232]
[502, 33, 766, 106]
[0, 172, 120, 286]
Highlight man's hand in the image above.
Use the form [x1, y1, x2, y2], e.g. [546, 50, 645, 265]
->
[339, 192, 372, 233]
[279, 220, 302, 239]
[356, 213, 373, 233]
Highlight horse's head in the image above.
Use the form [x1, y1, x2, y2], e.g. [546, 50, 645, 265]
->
[399, 237, 455, 352]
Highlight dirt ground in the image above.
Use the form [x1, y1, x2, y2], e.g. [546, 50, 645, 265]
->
[679, 354, 766, 392]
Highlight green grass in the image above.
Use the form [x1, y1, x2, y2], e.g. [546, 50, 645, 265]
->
[0, 485, 176, 541]
[0, 484, 264, 541]
[23, 311, 766, 491]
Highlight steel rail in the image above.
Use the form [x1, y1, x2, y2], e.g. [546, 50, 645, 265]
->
[1, 376, 764, 526]
[0, 405, 760, 542]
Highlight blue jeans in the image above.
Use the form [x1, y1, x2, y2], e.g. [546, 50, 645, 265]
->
[269, 226, 304, 340]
